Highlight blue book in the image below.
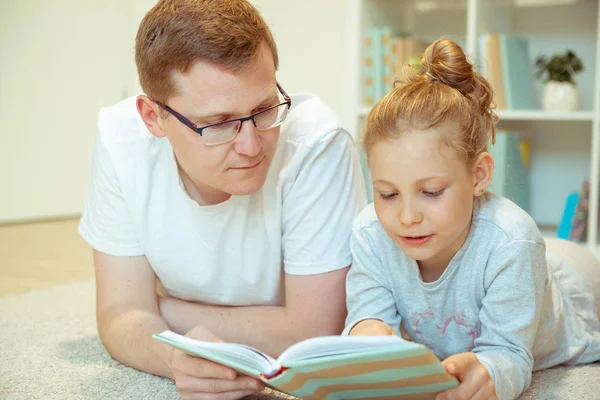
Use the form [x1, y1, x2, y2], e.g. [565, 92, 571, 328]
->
[558, 192, 580, 239]
[363, 27, 385, 105]
[154, 330, 457, 399]
[488, 131, 530, 212]
[499, 35, 535, 109]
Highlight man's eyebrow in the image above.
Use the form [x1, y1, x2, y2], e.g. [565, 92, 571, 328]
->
[188, 92, 280, 123]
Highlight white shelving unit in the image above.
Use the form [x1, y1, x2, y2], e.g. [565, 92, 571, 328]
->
[346, 0, 600, 255]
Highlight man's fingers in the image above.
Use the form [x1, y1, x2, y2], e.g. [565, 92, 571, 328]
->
[176, 372, 264, 393]
[177, 376, 264, 397]
[177, 353, 237, 380]
[185, 388, 264, 400]
[202, 376, 264, 393]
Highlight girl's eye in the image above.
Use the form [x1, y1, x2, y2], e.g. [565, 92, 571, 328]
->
[379, 192, 398, 200]
[423, 189, 444, 197]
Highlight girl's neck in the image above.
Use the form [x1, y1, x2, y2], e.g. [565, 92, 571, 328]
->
[417, 219, 473, 283]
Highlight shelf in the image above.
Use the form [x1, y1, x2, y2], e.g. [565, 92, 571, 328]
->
[496, 110, 595, 121]
[358, 106, 596, 122]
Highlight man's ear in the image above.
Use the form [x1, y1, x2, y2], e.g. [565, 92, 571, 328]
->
[472, 152, 494, 196]
[136, 95, 167, 138]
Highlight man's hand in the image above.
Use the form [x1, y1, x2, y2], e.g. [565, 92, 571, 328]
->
[349, 319, 396, 336]
[170, 325, 265, 400]
[436, 352, 497, 400]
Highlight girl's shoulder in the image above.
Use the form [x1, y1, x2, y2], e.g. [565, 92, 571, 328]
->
[353, 202, 378, 229]
[352, 203, 395, 245]
[474, 193, 544, 245]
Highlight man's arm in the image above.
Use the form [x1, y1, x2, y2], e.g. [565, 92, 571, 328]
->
[93, 249, 175, 378]
[159, 266, 349, 357]
[94, 249, 265, 399]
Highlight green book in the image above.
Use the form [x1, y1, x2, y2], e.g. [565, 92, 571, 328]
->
[153, 330, 458, 399]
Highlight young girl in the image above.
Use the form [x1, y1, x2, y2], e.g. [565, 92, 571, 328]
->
[344, 38, 600, 400]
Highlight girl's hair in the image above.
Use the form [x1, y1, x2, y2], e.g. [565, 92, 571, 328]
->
[362, 39, 498, 166]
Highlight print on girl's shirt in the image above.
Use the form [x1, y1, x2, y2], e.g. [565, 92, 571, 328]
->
[410, 310, 480, 359]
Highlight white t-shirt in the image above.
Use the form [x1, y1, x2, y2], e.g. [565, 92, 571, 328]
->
[79, 93, 366, 306]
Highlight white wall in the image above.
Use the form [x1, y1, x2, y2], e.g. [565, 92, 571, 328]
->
[0, 0, 349, 223]
[251, 0, 351, 131]
[0, 0, 136, 223]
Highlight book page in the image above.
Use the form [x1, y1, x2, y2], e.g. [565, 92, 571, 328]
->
[278, 335, 418, 366]
[153, 331, 280, 377]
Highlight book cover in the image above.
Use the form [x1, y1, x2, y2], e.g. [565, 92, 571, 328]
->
[570, 179, 589, 242]
[479, 33, 506, 109]
[499, 35, 535, 109]
[154, 331, 458, 399]
[363, 27, 384, 106]
[381, 27, 396, 95]
[488, 131, 530, 213]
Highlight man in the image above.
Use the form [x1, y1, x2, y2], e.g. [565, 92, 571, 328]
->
[78, 0, 366, 398]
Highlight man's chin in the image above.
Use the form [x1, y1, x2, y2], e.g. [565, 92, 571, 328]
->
[224, 174, 269, 196]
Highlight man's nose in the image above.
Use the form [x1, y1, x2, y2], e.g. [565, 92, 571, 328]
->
[233, 119, 262, 157]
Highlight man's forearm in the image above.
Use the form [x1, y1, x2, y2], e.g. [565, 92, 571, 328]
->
[159, 298, 343, 357]
[98, 305, 174, 378]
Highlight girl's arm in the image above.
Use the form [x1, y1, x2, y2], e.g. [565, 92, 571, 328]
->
[343, 225, 402, 335]
[472, 240, 547, 400]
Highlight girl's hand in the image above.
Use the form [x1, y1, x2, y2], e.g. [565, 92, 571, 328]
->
[436, 352, 497, 400]
[349, 319, 396, 336]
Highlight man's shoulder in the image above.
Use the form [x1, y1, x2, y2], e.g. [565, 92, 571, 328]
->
[97, 95, 148, 146]
[282, 93, 345, 147]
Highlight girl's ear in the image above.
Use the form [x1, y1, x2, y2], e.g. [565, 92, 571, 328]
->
[472, 152, 494, 196]
[136, 95, 167, 138]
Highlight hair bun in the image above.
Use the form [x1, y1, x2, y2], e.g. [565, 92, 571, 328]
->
[421, 39, 494, 116]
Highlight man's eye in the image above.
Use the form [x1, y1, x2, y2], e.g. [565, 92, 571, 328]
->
[255, 104, 275, 113]
[423, 189, 444, 197]
[379, 192, 397, 200]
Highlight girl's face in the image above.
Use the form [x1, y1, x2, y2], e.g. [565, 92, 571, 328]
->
[370, 127, 480, 280]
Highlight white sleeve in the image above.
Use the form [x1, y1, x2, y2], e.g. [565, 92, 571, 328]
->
[281, 129, 367, 275]
[78, 133, 144, 256]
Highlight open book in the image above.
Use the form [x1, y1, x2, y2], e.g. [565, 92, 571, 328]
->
[153, 331, 458, 399]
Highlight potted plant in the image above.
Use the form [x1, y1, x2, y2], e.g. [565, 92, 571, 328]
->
[534, 50, 584, 111]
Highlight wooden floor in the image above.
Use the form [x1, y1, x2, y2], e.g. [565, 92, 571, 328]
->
[0, 218, 94, 296]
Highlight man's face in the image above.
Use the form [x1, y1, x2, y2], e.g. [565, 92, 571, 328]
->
[159, 44, 280, 203]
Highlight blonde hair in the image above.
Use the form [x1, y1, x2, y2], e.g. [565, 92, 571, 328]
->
[363, 39, 498, 166]
[135, 0, 278, 103]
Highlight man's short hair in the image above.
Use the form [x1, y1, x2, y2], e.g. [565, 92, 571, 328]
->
[135, 0, 279, 103]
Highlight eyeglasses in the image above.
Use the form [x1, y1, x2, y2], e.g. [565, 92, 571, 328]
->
[154, 83, 292, 146]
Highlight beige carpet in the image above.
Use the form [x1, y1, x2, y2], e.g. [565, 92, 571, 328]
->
[1, 279, 598, 399]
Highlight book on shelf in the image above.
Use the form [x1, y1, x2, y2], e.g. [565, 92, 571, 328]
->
[488, 131, 530, 213]
[363, 26, 430, 106]
[153, 330, 458, 400]
[478, 33, 506, 109]
[363, 27, 386, 106]
[478, 33, 535, 110]
[570, 179, 590, 242]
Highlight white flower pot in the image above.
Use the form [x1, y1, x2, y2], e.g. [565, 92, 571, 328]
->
[542, 81, 579, 111]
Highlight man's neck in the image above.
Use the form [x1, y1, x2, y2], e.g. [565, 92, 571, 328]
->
[178, 164, 231, 206]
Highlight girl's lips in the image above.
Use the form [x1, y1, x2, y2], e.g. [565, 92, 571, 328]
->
[400, 234, 433, 246]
